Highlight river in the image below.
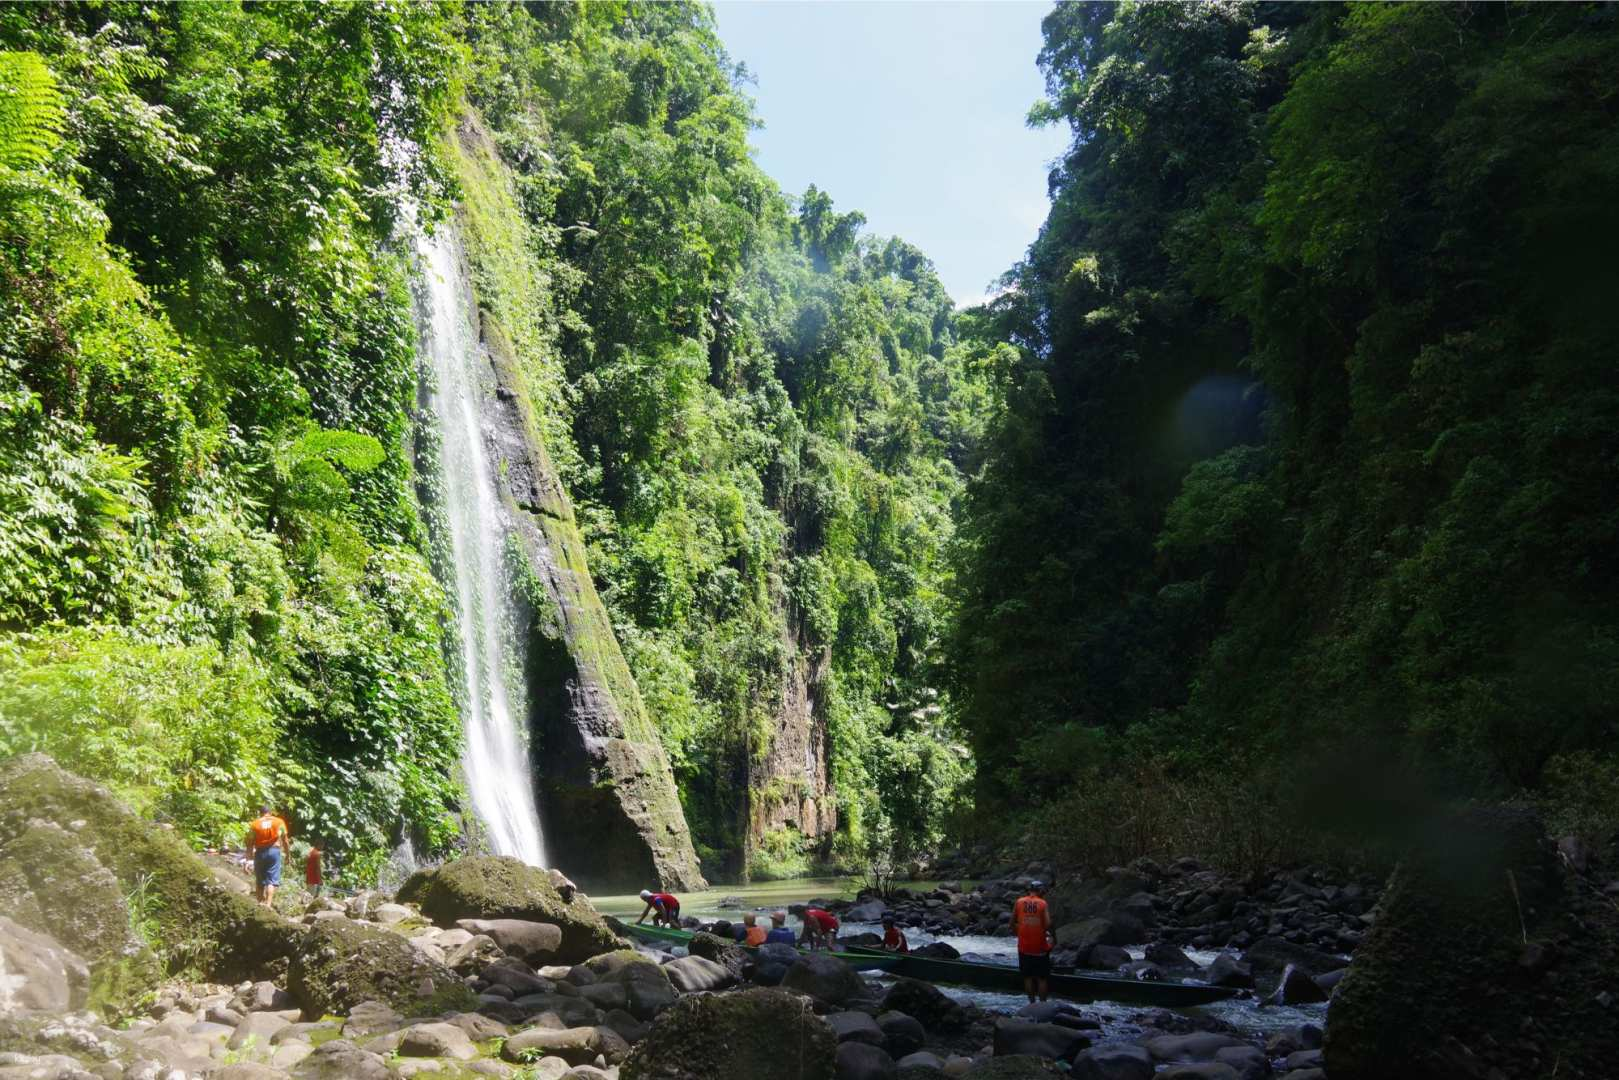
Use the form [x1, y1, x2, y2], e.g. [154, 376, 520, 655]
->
[592, 877, 1329, 1043]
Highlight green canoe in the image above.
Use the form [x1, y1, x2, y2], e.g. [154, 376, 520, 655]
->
[841, 944, 1240, 1007]
[622, 922, 907, 974]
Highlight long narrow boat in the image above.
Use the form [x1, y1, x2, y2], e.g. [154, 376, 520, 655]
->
[841, 944, 1240, 1007]
[622, 922, 907, 974]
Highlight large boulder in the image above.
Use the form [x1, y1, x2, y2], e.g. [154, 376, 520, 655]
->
[751, 941, 801, 986]
[837, 1041, 897, 1080]
[286, 915, 473, 1018]
[0, 754, 300, 985]
[454, 918, 563, 964]
[1069, 1044, 1152, 1080]
[502, 1025, 630, 1066]
[583, 949, 678, 1020]
[782, 952, 864, 1005]
[397, 856, 618, 963]
[621, 987, 837, 1080]
[0, 915, 89, 1010]
[664, 954, 736, 992]
[0, 818, 161, 1012]
[1242, 937, 1342, 979]
[991, 1020, 1090, 1062]
[882, 978, 968, 1033]
[1327, 806, 1619, 1079]
[1054, 915, 1141, 954]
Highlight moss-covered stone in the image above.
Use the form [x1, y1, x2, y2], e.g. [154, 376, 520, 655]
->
[1326, 806, 1618, 1080]
[621, 987, 836, 1080]
[286, 915, 474, 1020]
[396, 855, 619, 963]
[0, 754, 300, 988]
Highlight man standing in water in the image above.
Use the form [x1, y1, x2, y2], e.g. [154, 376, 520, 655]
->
[1013, 880, 1054, 1003]
[246, 806, 291, 908]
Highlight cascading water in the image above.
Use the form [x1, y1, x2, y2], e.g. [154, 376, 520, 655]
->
[416, 226, 548, 868]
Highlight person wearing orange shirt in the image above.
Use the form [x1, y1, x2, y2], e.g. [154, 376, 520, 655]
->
[741, 911, 768, 947]
[246, 806, 291, 908]
[1013, 880, 1054, 1003]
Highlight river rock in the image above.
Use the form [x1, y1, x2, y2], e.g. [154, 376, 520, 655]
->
[686, 930, 749, 979]
[229, 1011, 290, 1049]
[287, 916, 472, 1018]
[291, 1038, 393, 1080]
[963, 1055, 1063, 1077]
[847, 901, 887, 923]
[878, 1011, 926, 1057]
[1269, 963, 1328, 1006]
[1083, 944, 1131, 970]
[1203, 953, 1252, 988]
[399, 1020, 479, 1060]
[912, 941, 960, 960]
[664, 954, 736, 992]
[1243, 937, 1340, 980]
[620, 987, 837, 1080]
[898, 1051, 946, 1072]
[503, 1025, 628, 1066]
[456, 918, 564, 963]
[826, 1010, 885, 1045]
[992, 1019, 1089, 1062]
[1157, 1066, 1241, 1080]
[883, 978, 967, 1032]
[750, 941, 800, 986]
[0, 915, 90, 1011]
[838, 1041, 897, 1080]
[782, 951, 863, 1005]
[1213, 1045, 1267, 1080]
[1142, 1033, 1246, 1063]
[398, 856, 620, 963]
[1069, 1044, 1152, 1080]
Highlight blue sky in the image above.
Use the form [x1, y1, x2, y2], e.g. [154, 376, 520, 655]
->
[713, 1, 1069, 307]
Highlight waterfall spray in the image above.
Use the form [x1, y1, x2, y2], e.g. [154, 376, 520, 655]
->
[416, 226, 547, 867]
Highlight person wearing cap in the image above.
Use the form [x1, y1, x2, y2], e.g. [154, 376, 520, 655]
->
[1013, 880, 1054, 1002]
[764, 910, 797, 945]
[246, 805, 290, 908]
[800, 906, 840, 951]
[881, 916, 910, 953]
[636, 889, 681, 928]
[741, 911, 768, 947]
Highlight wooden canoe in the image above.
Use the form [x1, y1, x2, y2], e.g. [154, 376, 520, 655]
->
[841, 944, 1240, 1007]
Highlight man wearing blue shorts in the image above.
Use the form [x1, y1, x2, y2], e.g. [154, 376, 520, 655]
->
[247, 806, 290, 907]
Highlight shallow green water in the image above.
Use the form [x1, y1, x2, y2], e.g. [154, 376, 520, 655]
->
[591, 876, 962, 920]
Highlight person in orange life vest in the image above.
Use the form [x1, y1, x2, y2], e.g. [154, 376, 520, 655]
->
[305, 842, 324, 898]
[741, 911, 768, 947]
[637, 889, 681, 928]
[246, 805, 291, 907]
[1013, 880, 1054, 1002]
[881, 915, 910, 953]
[800, 907, 840, 951]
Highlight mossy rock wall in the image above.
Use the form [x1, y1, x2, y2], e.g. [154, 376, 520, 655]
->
[0, 754, 300, 988]
[432, 110, 705, 892]
[621, 987, 836, 1080]
[397, 854, 620, 964]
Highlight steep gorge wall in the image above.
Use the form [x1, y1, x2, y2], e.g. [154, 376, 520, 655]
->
[426, 113, 704, 892]
[748, 628, 837, 854]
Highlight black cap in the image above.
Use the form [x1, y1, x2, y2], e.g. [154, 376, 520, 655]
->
[1030, 879, 1046, 890]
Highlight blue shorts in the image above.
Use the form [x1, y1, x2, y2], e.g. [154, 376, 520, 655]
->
[255, 846, 282, 887]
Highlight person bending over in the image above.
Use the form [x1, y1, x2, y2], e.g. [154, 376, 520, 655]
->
[800, 907, 841, 951]
[637, 889, 681, 927]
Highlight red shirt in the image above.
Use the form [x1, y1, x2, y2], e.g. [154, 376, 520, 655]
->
[305, 848, 322, 885]
[804, 908, 839, 933]
[1013, 895, 1051, 955]
[649, 893, 679, 912]
[882, 926, 909, 952]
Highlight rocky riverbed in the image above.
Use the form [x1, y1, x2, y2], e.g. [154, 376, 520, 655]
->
[4, 752, 1616, 1080]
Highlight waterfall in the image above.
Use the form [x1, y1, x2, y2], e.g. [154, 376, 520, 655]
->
[416, 226, 548, 868]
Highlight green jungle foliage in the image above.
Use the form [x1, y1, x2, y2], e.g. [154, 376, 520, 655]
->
[953, 1, 1619, 858]
[0, 2, 467, 876]
[460, 2, 977, 875]
[0, 1, 976, 881]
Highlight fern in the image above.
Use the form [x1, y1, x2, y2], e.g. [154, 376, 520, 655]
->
[0, 51, 64, 172]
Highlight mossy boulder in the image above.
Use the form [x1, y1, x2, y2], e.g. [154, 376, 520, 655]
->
[1326, 806, 1619, 1080]
[0, 818, 161, 1012]
[0, 754, 301, 987]
[621, 987, 836, 1080]
[286, 915, 474, 1019]
[397, 855, 619, 963]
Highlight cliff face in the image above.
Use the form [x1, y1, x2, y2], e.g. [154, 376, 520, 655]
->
[749, 633, 836, 850]
[430, 114, 705, 893]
